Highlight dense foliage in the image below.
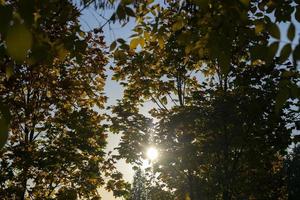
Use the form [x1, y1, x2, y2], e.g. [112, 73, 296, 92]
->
[0, 0, 130, 199]
[0, 0, 299, 199]
[128, 168, 148, 200]
[110, 0, 300, 200]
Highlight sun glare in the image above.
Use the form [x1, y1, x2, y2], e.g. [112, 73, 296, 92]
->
[146, 147, 158, 161]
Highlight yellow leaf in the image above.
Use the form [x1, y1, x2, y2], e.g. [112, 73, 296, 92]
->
[130, 38, 140, 49]
[34, 12, 41, 23]
[185, 44, 193, 54]
[158, 37, 164, 49]
[79, 31, 85, 38]
[6, 24, 32, 61]
[57, 45, 69, 61]
[5, 66, 13, 79]
[139, 37, 145, 47]
[144, 31, 150, 41]
[185, 193, 191, 200]
[255, 23, 264, 35]
[46, 91, 52, 98]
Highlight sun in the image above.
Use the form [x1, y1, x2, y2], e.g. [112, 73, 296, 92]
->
[146, 147, 158, 161]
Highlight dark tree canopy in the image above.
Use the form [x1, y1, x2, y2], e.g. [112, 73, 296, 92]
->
[0, 0, 130, 199]
[0, 0, 299, 199]
[110, 0, 300, 200]
[286, 145, 300, 200]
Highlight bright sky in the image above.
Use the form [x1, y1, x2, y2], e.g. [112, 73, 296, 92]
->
[80, 6, 138, 200]
[79, 3, 300, 199]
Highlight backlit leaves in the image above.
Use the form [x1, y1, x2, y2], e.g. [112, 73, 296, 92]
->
[111, 2, 300, 199]
[0, 0, 299, 199]
[130, 38, 140, 49]
[157, 36, 164, 49]
[172, 17, 184, 32]
[0, 1, 130, 199]
[5, 24, 32, 61]
[130, 37, 145, 49]
[255, 22, 264, 35]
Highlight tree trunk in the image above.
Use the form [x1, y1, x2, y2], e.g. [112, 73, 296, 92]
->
[188, 173, 195, 200]
[19, 177, 27, 200]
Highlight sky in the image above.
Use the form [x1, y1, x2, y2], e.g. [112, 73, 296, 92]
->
[80, 5, 140, 200]
[78, 2, 300, 199]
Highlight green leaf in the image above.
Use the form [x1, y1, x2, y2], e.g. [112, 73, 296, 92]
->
[279, 43, 291, 63]
[121, 0, 133, 5]
[172, 17, 184, 31]
[6, 24, 32, 61]
[240, 0, 250, 6]
[117, 38, 126, 44]
[5, 65, 14, 79]
[292, 44, 300, 63]
[56, 44, 69, 61]
[268, 23, 280, 39]
[290, 84, 300, 99]
[116, 5, 126, 20]
[267, 41, 279, 62]
[110, 41, 117, 51]
[185, 44, 193, 55]
[287, 23, 295, 41]
[125, 6, 135, 17]
[161, 96, 167, 105]
[110, 13, 116, 22]
[254, 22, 264, 35]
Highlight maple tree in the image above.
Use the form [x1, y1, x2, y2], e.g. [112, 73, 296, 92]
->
[0, 0, 299, 199]
[0, 0, 130, 199]
[110, 0, 300, 199]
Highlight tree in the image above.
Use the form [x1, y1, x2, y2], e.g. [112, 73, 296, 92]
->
[153, 64, 297, 199]
[127, 167, 175, 200]
[129, 168, 148, 200]
[110, 0, 300, 199]
[286, 145, 300, 200]
[0, 0, 129, 199]
[0, 0, 137, 149]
